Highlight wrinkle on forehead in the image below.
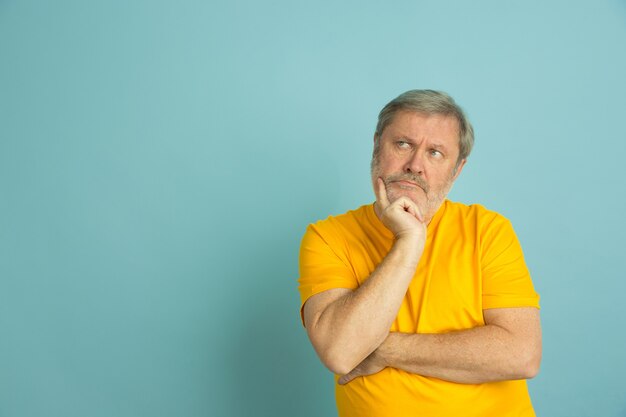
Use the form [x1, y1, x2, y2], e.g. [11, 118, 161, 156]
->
[381, 111, 460, 149]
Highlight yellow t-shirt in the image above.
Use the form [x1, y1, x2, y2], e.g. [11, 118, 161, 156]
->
[298, 200, 540, 417]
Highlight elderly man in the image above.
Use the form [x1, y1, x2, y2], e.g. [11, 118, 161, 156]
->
[298, 90, 541, 416]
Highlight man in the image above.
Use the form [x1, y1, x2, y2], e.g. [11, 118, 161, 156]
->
[297, 90, 541, 416]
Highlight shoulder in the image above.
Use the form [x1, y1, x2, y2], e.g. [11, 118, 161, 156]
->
[441, 200, 518, 245]
[299, 205, 374, 270]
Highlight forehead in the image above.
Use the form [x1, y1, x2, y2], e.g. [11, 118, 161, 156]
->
[382, 111, 460, 142]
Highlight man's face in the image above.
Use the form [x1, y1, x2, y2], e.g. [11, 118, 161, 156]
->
[371, 110, 466, 220]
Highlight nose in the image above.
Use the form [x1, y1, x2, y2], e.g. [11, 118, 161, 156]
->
[403, 150, 425, 175]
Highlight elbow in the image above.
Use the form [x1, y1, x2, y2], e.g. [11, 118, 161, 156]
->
[316, 335, 386, 375]
[308, 329, 359, 375]
[326, 361, 355, 376]
[516, 347, 542, 380]
[308, 327, 381, 376]
[522, 354, 541, 379]
[319, 347, 361, 376]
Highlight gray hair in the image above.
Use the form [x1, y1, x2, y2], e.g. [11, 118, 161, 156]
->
[374, 90, 474, 163]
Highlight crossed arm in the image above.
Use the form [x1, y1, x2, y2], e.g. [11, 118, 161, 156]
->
[336, 306, 541, 385]
[305, 290, 541, 385]
[302, 179, 542, 384]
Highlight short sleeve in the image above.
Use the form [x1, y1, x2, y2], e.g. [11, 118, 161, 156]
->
[297, 223, 359, 325]
[481, 216, 540, 309]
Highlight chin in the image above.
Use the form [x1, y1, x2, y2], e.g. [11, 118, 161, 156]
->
[388, 187, 424, 204]
[388, 190, 426, 210]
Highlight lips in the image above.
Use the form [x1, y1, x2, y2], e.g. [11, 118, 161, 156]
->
[392, 180, 423, 190]
[384, 174, 430, 194]
[395, 180, 418, 187]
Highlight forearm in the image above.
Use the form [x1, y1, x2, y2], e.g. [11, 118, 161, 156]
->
[376, 320, 541, 384]
[308, 238, 422, 374]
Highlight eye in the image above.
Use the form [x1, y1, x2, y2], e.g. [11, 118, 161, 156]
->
[396, 140, 411, 149]
[429, 149, 443, 158]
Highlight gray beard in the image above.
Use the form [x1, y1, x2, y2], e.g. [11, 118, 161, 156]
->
[370, 156, 454, 220]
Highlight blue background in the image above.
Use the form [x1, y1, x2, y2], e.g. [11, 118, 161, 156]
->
[1, 1, 625, 416]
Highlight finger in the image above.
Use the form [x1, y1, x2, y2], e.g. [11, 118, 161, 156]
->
[392, 196, 424, 223]
[375, 177, 390, 208]
[403, 199, 424, 223]
[338, 372, 355, 385]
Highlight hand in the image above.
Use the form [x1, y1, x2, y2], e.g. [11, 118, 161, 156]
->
[374, 177, 427, 242]
[338, 350, 386, 385]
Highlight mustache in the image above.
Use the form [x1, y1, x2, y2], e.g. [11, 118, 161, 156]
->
[384, 173, 430, 194]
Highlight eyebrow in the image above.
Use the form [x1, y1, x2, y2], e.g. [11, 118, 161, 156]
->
[392, 137, 450, 150]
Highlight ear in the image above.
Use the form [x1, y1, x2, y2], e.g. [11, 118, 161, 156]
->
[452, 159, 466, 181]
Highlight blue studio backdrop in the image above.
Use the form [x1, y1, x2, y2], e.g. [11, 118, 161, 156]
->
[1, 1, 625, 416]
